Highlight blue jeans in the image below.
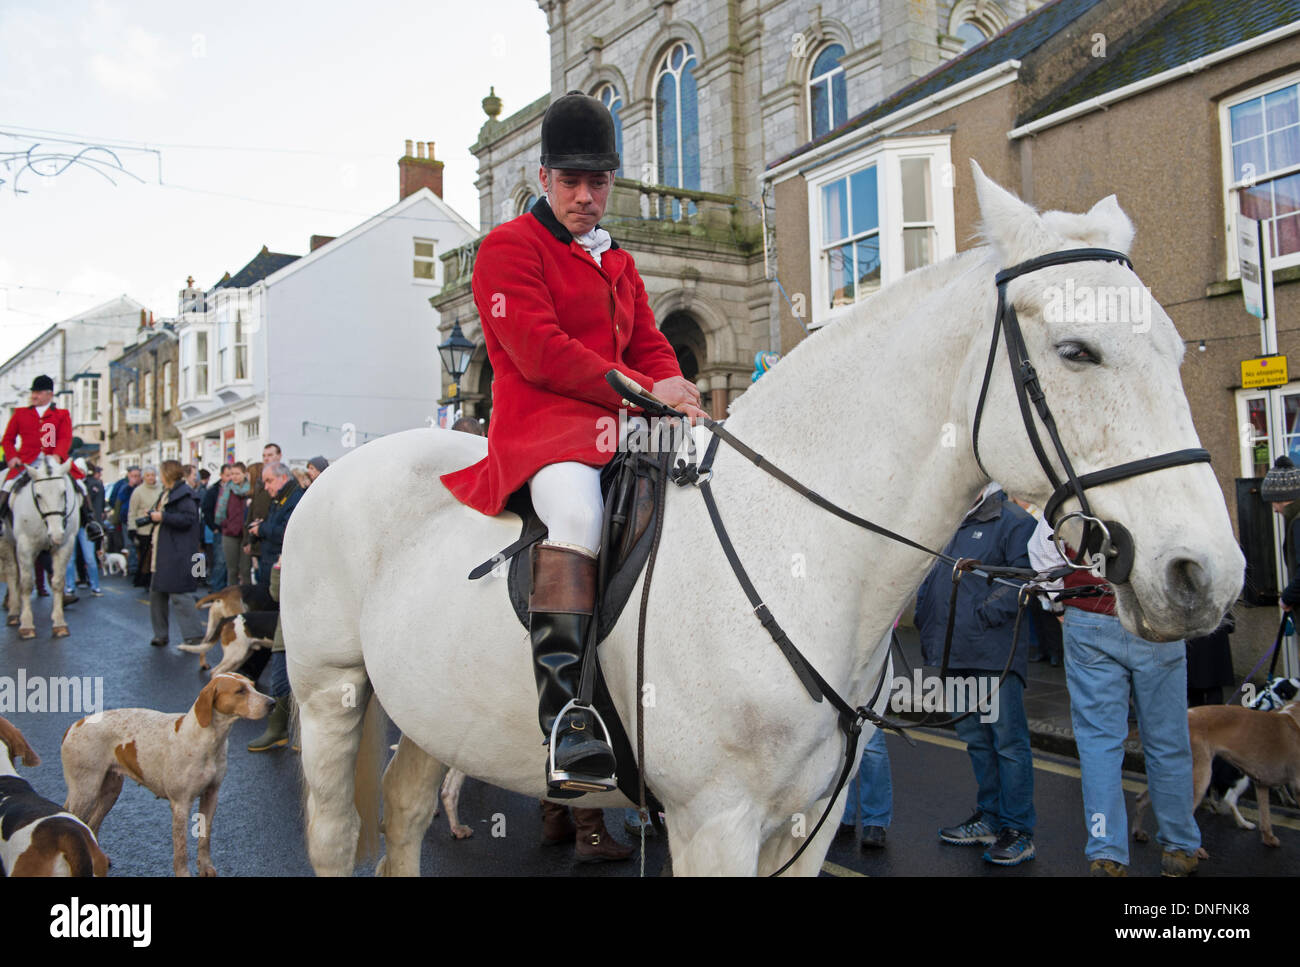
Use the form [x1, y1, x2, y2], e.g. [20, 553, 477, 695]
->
[269, 651, 290, 699]
[841, 727, 892, 828]
[64, 526, 100, 593]
[1063, 608, 1199, 864]
[209, 533, 228, 589]
[951, 670, 1035, 834]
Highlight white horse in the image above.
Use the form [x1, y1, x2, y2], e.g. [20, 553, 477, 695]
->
[281, 164, 1245, 876]
[5, 454, 82, 639]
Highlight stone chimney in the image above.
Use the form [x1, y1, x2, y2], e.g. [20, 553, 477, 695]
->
[399, 139, 444, 200]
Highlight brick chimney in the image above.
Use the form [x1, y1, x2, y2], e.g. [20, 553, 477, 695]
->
[399, 139, 444, 200]
[310, 235, 336, 252]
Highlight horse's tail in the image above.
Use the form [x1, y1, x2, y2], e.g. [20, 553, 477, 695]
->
[353, 690, 387, 865]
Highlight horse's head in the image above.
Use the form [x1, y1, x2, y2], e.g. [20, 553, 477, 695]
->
[967, 162, 1242, 642]
[21, 455, 76, 545]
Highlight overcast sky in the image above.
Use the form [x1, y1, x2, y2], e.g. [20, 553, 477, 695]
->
[0, 0, 551, 361]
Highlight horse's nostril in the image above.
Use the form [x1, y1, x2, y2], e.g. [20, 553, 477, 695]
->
[1166, 556, 1211, 609]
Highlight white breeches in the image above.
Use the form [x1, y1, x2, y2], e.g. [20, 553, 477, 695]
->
[529, 462, 603, 556]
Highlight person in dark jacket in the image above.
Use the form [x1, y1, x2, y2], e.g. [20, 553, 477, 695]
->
[249, 462, 302, 586]
[1263, 456, 1300, 610]
[914, 483, 1039, 867]
[147, 460, 206, 648]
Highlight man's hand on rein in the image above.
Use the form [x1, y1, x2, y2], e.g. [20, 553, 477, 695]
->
[651, 376, 707, 422]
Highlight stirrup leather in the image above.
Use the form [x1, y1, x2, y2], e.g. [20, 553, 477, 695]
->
[547, 698, 617, 793]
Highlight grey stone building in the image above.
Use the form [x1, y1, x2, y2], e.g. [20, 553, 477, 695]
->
[433, 0, 1041, 420]
[102, 323, 182, 480]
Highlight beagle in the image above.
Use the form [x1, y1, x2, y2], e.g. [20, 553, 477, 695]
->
[0, 715, 108, 876]
[61, 674, 274, 876]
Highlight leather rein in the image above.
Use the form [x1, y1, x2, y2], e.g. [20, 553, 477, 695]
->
[611, 246, 1212, 877]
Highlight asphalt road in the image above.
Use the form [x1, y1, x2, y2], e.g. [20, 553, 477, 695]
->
[4, 570, 1297, 877]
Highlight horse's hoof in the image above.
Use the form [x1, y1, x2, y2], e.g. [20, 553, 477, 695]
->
[18, 628, 35, 639]
[6, 615, 17, 626]
[198, 866, 218, 878]
[51, 625, 69, 638]
[1133, 829, 1149, 843]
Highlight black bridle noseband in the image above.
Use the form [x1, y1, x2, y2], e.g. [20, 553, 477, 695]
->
[604, 246, 1213, 875]
[970, 246, 1210, 583]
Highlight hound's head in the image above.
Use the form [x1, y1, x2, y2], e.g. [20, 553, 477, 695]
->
[193, 673, 275, 726]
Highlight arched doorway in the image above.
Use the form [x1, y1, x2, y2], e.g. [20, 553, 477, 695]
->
[660, 311, 711, 414]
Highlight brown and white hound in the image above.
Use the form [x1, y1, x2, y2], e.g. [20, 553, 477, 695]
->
[61, 674, 273, 877]
[0, 716, 108, 876]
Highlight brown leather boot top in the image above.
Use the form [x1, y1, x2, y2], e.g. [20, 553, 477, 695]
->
[529, 543, 596, 615]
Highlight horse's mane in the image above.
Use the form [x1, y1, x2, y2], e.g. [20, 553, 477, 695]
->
[731, 247, 991, 416]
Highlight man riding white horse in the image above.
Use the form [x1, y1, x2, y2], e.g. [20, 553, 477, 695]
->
[0, 375, 93, 534]
[440, 91, 707, 796]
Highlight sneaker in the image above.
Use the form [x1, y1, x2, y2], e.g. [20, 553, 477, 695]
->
[939, 810, 998, 846]
[1161, 849, 1199, 877]
[91, 589, 103, 596]
[861, 825, 887, 849]
[1089, 858, 1128, 877]
[983, 828, 1035, 866]
[622, 809, 657, 838]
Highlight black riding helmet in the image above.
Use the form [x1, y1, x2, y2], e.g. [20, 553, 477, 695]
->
[540, 90, 620, 171]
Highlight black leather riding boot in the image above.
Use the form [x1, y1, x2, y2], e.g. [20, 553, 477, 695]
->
[529, 541, 616, 795]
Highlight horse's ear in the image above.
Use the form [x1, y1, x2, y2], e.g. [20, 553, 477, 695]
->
[970, 159, 1049, 264]
[57, 458, 73, 476]
[1039, 193, 1136, 254]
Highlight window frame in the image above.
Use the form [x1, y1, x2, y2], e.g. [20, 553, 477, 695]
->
[805, 135, 956, 329]
[592, 83, 624, 177]
[413, 237, 437, 284]
[807, 43, 848, 142]
[652, 41, 701, 195]
[1220, 69, 1300, 279]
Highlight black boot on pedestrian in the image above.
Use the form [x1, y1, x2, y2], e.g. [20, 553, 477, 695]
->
[529, 542, 616, 798]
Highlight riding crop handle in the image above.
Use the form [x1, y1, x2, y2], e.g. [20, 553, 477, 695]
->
[604, 370, 685, 418]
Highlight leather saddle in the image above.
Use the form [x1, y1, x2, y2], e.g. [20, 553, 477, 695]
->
[468, 447, 672, 808]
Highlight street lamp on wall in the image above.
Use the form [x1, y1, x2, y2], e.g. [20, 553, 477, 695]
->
[437, 319, 475, 410]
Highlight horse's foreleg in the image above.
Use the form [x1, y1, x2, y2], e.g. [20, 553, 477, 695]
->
[757, 785, 851, 877]
[297, 665, 376, 876]
[376, 734, 446, 876]
[49, 538, 75, 636]
[665, 803, 764, 876]
[16, 547, 35, 637]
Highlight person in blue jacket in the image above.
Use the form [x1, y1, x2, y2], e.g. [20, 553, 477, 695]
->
[915, 482, 1039, 866]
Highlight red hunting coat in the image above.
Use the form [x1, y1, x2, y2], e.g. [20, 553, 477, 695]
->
[1, 404, 78, 481]
[440, 200, 683, 517]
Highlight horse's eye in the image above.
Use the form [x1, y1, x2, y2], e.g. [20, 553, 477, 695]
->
[1056, 341, 1100, 365]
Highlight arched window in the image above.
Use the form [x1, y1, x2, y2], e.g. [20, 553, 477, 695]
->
[954, 21, 988, 50]
[517, 191, 538, 216]
[654, 41, 700, 210]
[809, 43, 847, 140]
[592, 83, 624, 177]
[946, 1, 1005, 57]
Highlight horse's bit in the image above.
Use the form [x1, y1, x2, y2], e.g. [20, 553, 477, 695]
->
[605, 246, 1215, 875]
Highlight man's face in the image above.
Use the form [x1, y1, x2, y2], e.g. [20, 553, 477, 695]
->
[128, 470, 141, 486]
[219, 466, 231, 484]
[263, 470, 285, 496]
[30, 389, 53, 407]
[540, 167, 613, 237]
[231, 467, 245, 485]
[306, 465, 320, 482]
[262, 445, 280, 465]
[144, 471, 157, 486]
